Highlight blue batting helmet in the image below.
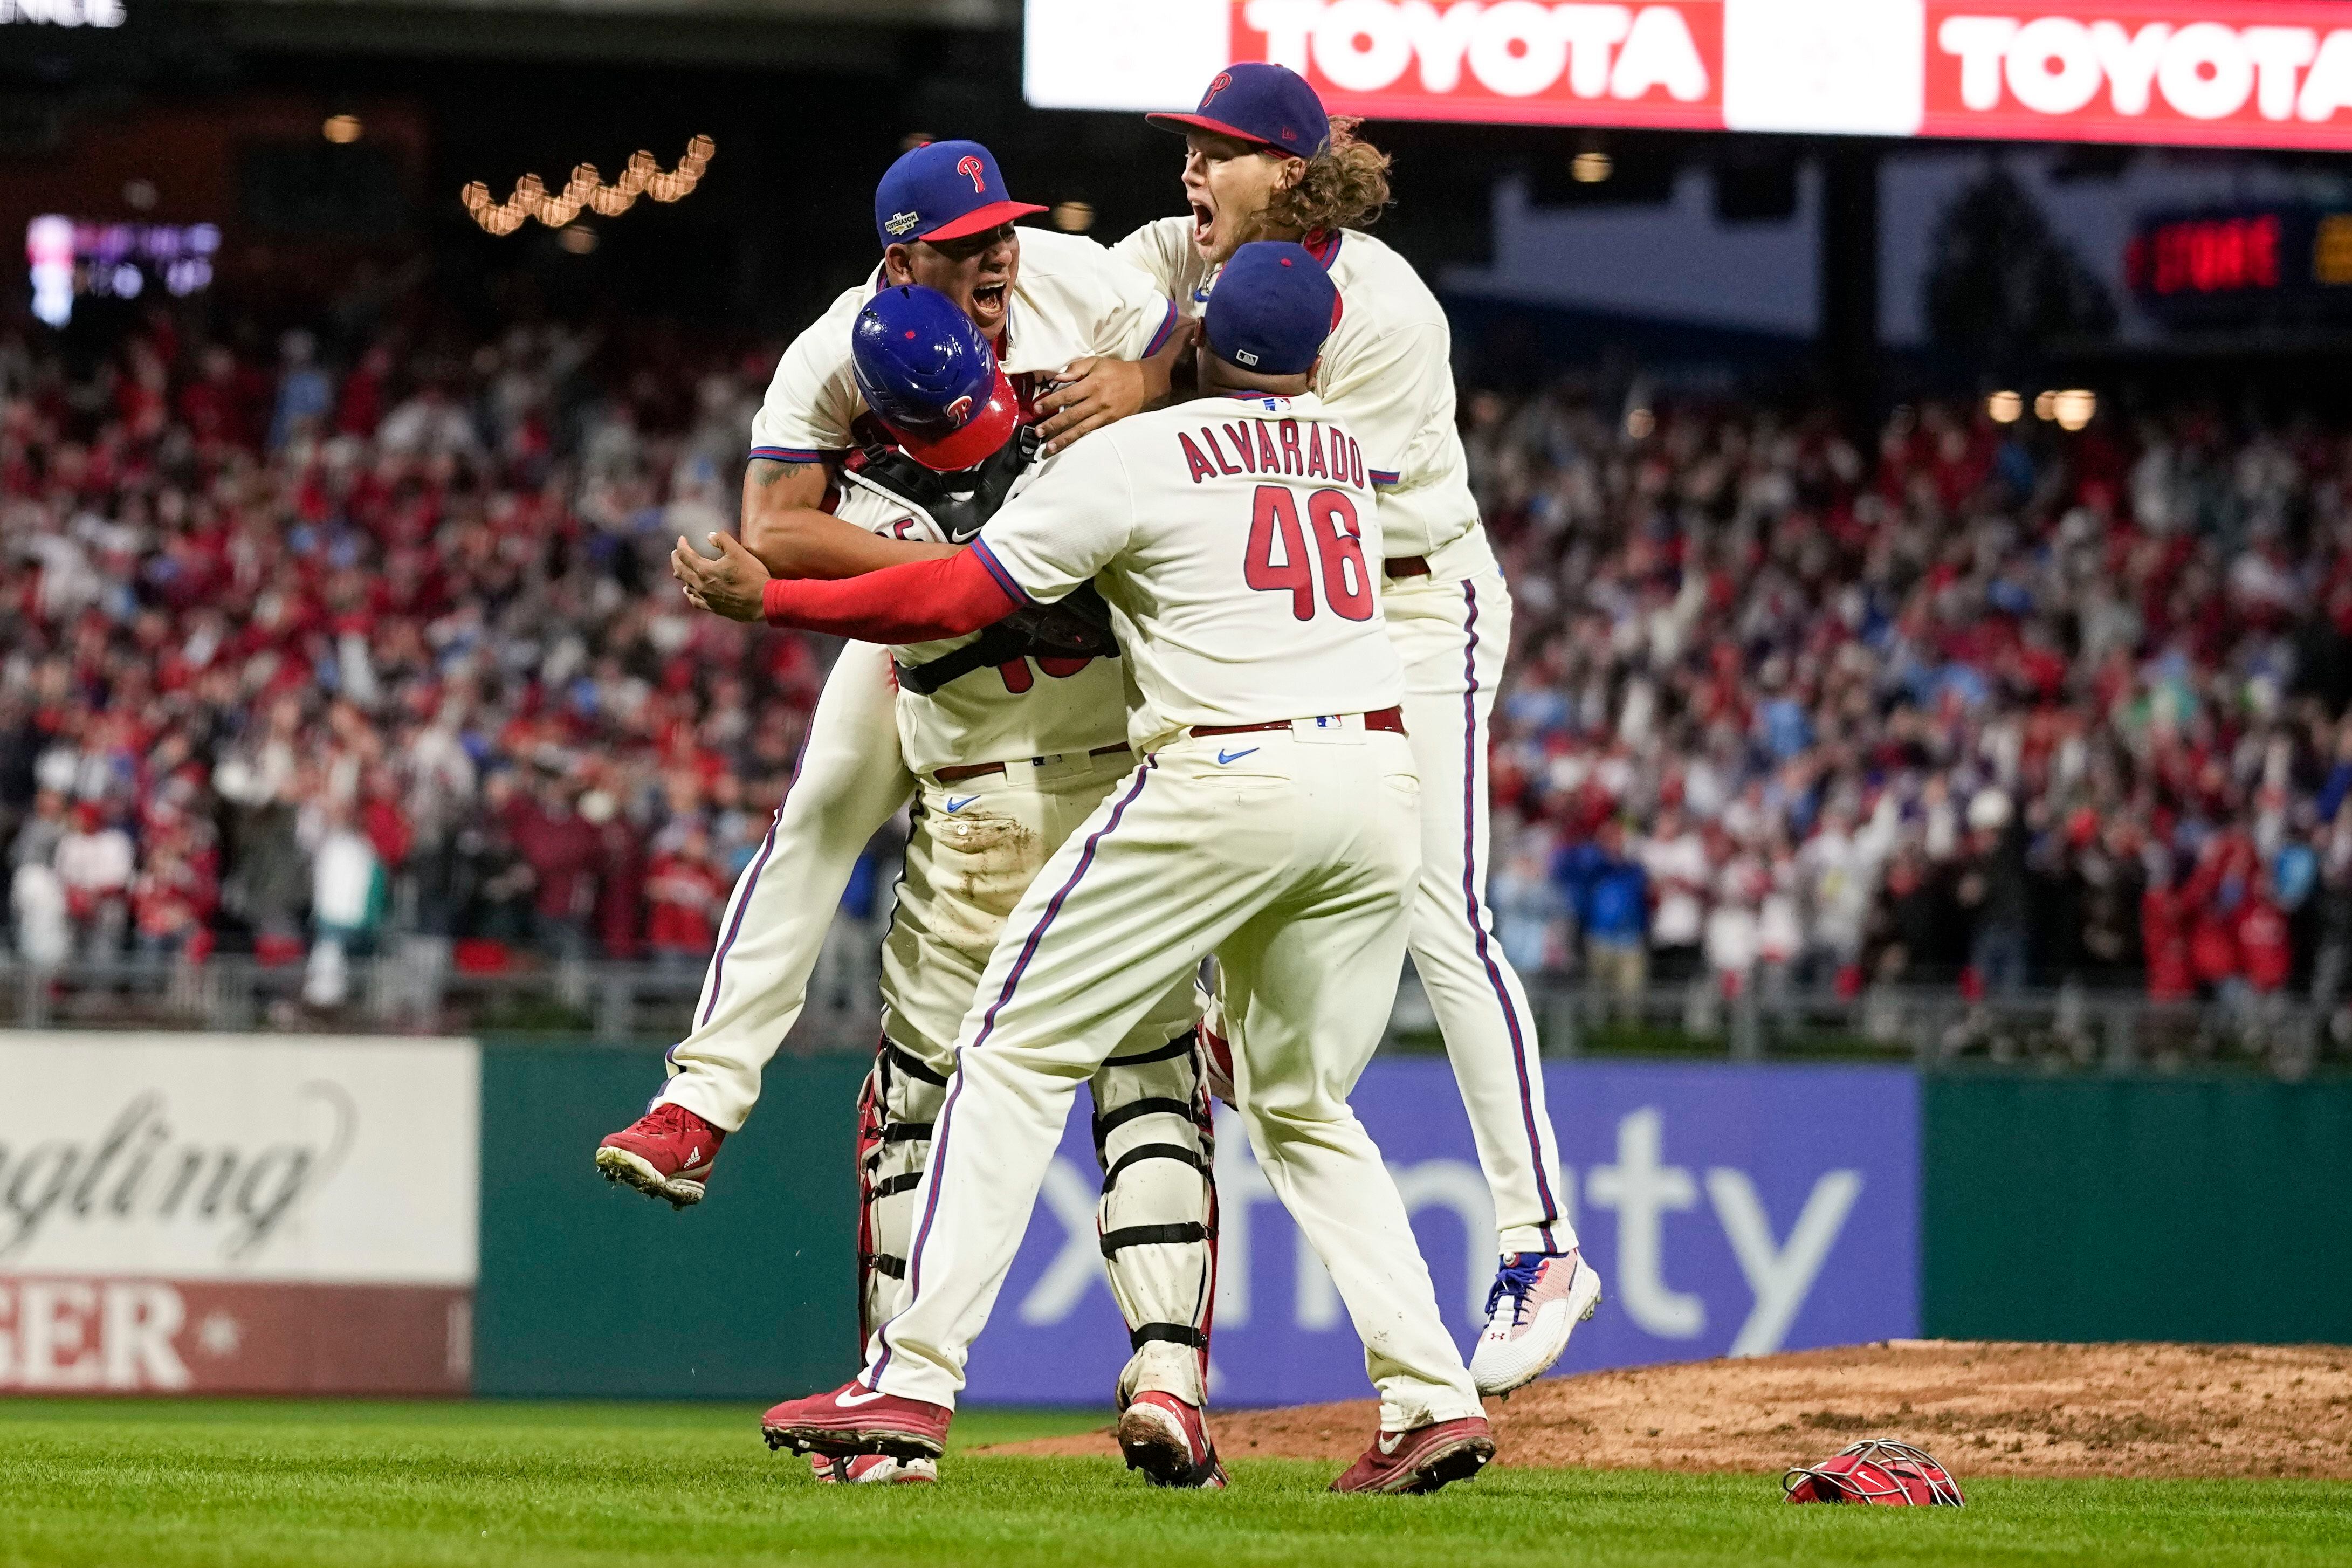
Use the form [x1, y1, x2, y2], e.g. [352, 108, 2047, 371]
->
[851, 284, 1021, 472]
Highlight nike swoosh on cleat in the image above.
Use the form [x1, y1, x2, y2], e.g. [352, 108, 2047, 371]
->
[1215, 748, 1259, 766]
[945, 796, 979, 813]
[1377, 1432, 1405, 1456]
[835, 1387, 886, 1407]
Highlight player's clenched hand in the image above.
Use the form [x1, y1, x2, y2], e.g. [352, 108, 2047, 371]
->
[1035, 318, 1199, 453]
[671, 532, 770, 623]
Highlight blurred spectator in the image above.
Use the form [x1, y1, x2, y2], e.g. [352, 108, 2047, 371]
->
[1556, 817, 1648, 1012]
[56, 803, 134, 959]
[1491, 840, 1565, 979]
[644, 825, 727, 968]
[305, 804, 384, 1006]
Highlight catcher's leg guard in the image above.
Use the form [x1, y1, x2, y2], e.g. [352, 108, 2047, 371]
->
[857, 1036, 951, 1354]
[1091, 1028, 1218, 1408]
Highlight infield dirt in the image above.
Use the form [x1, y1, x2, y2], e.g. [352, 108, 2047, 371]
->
[987, 1340, 2352, 1480]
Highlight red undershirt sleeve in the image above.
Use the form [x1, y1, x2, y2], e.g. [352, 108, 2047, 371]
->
[760, 549, 1020, 643]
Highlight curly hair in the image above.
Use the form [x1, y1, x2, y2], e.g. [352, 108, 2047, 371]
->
[1263, 117, 1393, 236]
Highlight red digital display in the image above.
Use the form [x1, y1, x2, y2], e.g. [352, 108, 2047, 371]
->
[2126, 214, 2284, 295]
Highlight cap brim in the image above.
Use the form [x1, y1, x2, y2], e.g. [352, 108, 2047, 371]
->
[896, 369, 1021, 472]
[916, 201, 1049, 244]
[1145, 112, 1284, 149]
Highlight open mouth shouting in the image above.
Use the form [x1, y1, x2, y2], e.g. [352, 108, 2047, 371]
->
[1190, 200, 1216, 254]
[968, 280, 1009, 332]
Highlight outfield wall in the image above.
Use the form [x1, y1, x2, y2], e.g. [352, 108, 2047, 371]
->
[3, 1035, 2347, 1397]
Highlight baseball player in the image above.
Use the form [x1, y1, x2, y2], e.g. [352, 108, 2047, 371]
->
[1054, 64, 1601, 1396]
[596, 145, 1221, 1486]
[711, 242, 1495, 1495]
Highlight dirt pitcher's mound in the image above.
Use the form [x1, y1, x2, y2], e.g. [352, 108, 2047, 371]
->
[987, 1341, 2352, 1479]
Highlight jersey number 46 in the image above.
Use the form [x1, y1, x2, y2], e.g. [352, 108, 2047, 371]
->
[1243, 484, 1373, 623]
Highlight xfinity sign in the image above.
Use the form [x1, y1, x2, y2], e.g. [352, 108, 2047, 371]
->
[1027, 0, 2352, 150]
[964, 1060, 1917, 1406]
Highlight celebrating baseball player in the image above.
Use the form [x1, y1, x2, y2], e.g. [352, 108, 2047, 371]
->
[596, 142, 1223, 1486]
[1054, 63, 1601, 1396]
[724, 241, 1495, 1495]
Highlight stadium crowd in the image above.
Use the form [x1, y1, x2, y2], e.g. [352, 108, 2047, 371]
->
[6, 300, 2352, 1029]
[0, 305, 857, 1000]
[1468, 383, 2352, 1026]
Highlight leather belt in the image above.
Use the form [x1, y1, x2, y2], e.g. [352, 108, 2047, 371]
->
[935, 742, 1133, 785]
[1384, 556, 1429, 579]
[1192, 706, 1406, 740]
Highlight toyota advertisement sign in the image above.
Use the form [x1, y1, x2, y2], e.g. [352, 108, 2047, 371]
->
[1026, 0, 2352, 150]
[963, 1059, 1918, 1407]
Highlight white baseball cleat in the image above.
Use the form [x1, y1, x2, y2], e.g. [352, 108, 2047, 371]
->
[1470, 1248, 1602, 1397]
[808, 1453, 938, 1485]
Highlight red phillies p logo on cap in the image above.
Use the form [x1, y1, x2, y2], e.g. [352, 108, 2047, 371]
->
[957, 155, 985, 194]
[1201, 70, 1233, 107]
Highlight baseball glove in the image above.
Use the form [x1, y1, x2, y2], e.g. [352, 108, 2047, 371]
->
[1003, 581, 1119, 658]
[1782, 1440, 1964, 1507]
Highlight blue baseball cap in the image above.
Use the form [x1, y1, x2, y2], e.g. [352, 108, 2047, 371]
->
[1147, 63, 1331, 157]
[874, 139, 1047, 249]
[852, 285, 1021, 471]
[1203, 242, 1340, 376]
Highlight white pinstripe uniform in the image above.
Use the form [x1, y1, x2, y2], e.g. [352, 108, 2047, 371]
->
[1113, 218, 1577, 1259]
[866, 390, 1481, 1430]
[653, 229, 1217, 1406]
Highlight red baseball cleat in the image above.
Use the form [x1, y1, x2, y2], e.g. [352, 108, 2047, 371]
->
[595, 1101, 724, 1208]
[1116, 1391, 1228, 1489]
[1329, 1416, 1495, 1495]
[761, 1381, 953, 1462]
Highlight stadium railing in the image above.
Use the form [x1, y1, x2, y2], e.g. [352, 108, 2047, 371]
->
[2, 952, 2336, 1079]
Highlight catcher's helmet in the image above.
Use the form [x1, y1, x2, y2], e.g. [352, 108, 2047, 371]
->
[852, 284, 1021, 473]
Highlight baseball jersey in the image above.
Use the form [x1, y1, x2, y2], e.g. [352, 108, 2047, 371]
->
[831, 480, 1130, 779]
[970, 390, 1405, 750]
[751, 229, 1181, 464]
[1112, 219, 1476, 561]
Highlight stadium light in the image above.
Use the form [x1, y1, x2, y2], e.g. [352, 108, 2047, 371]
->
[2052, 390, 2097, 430]
[1051, 200, 1095, 233]
[323, 115, 363, 145]
[1987, 390, 2024, 423]
[1571, 151, 1614, 184]
[463, 135, 713, 235]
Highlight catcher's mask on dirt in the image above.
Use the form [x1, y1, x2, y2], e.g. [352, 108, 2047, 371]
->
[1782, 1440, 1964, 1507]
[852, 284, 1021, 472]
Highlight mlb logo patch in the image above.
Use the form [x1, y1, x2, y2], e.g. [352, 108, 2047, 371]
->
[1234, 349, 1258, 366]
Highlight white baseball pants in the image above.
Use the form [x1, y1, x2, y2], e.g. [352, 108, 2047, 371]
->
[868, 726, 1482, 1430]
[860, 749, 1211, 1406]
[659, 641, 913, 1131]
[1385, 562, 1576, 1257]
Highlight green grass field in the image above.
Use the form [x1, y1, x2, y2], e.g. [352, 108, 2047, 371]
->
[4, 1400, 2348, 1568]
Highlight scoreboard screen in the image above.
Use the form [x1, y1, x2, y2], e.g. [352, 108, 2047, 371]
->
[2126, 206, 2352, 325]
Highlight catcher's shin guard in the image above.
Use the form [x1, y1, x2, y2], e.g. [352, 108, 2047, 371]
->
[1091, 1029, 1218, 1408]
[857, 1036, 951, 1352]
